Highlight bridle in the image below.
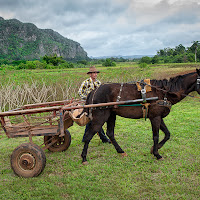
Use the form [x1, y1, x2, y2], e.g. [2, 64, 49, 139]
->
[127, 73, 200, 101]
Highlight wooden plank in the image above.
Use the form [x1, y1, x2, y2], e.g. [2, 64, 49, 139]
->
[0, 106, 62, 117]
[6, 126, 58, 138]
[22, 99, 82, 109]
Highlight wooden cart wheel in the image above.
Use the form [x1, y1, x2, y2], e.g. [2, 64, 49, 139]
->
[10, 143, 46, 178]
[44, 129, 71, 152]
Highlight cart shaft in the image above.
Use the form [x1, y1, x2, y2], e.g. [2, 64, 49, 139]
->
[62, 97, 158, 111]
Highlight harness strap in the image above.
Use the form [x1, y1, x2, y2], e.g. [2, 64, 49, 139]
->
[141, 103, 150, 120]
[139, 80, 147, 102]
[118, 103, 150, 120]
[117, 83, 123, 102]
[197, 76, 200, 90]
[118, 104, 142, 107]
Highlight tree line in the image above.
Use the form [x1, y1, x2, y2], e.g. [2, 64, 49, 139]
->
[0, 55, 128, 70]
[141, 41, 200, 64]
[0, 41, 199, 70]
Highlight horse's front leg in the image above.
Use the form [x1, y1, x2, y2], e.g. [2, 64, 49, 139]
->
[106, 112, 127, 157]
[150, 116, 163, 160]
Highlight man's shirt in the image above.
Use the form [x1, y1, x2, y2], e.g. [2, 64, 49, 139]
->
[78, 77, 101, 100]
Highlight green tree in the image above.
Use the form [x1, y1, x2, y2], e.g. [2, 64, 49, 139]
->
[77, 60, 88, 65]
[172, 54, 184, 63]
[174, 44, 185, 55]
[151, 55, 159, 64]
[43, 54, 64, 66]
[43, 55, 50, 64]
[157, 49, 165, 56]
[190, 41, 200, 62]
[102, 58, 116, 67]
[166, 48, 174, 56]
[186, 53, 195, 62]
[139, 56, 151, 64]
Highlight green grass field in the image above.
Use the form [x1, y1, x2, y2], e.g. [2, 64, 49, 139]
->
[0, 63, 199, 199]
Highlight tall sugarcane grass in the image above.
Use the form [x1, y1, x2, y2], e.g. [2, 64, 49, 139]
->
[0, 79, 78, 112]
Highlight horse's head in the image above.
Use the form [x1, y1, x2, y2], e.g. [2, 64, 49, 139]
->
[196, 69, 200, 94]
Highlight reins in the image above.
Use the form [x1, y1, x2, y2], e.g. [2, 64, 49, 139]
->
[139, 81, 200, 101]
[128, 80, 200, 101]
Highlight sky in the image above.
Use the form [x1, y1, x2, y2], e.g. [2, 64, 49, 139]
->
[0, 0, 200, 57]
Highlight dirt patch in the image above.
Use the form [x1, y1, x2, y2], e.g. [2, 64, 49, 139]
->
[170, 69, 196, 77]
[153, 68, 197, 80]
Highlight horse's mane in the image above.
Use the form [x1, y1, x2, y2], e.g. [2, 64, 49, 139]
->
[151, 72, 195, 92]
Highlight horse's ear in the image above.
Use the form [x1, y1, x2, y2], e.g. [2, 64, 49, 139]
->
[196, 69, 200, 75]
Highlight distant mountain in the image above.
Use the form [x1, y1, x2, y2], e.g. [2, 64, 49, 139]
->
[0, 17, 88, 60]
[90, 55, 154, 59]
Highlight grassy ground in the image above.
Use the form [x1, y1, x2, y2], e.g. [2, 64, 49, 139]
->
[0, 63, 200, 199]
[0, 99, 199, 199]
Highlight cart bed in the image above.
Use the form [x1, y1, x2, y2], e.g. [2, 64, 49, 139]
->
[4, 125, 58, 138]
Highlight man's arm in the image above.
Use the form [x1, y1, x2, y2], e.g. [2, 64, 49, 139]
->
[78, 80, 88, 100]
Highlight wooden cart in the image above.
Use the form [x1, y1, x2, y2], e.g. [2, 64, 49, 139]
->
[0, 99, 83, 178]
[0, 97, 158, 178]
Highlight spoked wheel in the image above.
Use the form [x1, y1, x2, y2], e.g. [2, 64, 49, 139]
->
[10, 143, 46, 178]
[44, 129, 71, 152]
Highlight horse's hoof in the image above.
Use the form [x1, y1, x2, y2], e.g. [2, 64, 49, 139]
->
[158, 157, 164, 161]
[82, 161, 88, 165]
[121, 152, 128, 157]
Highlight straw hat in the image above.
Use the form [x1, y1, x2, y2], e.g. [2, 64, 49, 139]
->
[87, 66, 100, 74]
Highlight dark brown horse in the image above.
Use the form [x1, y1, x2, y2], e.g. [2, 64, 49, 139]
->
[81, 69, 200, 164]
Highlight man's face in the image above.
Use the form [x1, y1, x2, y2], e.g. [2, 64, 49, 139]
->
[90, 72, 98, 81]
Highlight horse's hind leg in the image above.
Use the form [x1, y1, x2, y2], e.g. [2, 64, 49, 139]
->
[106, 112, 126, 156]
[150, 116, 163, 160]
[81, 129, 96, 164]
[150, 118, 171, 154]
[159, 119, 171, 149]
[81, 120, 101, 164]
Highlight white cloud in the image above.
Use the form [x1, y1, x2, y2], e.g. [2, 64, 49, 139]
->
[0, 0, 200, 57]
